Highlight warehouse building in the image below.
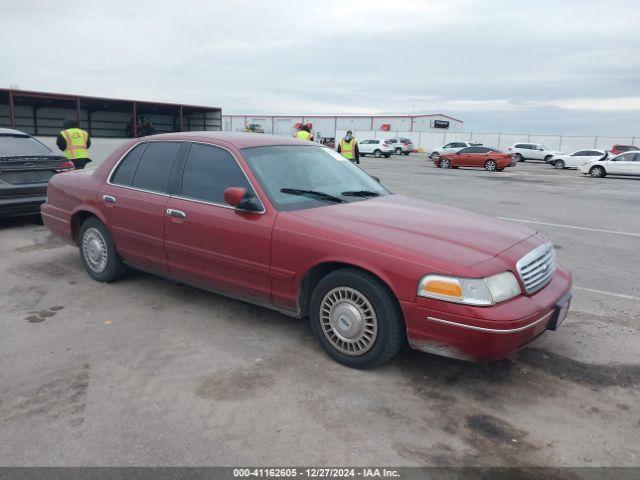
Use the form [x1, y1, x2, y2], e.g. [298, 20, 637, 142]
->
[222, 113, 463, 144]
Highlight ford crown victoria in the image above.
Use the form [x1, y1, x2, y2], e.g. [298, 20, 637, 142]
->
[42, 132, 572, 368]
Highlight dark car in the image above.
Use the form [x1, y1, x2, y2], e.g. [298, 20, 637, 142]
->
[0, 128, 74, 219]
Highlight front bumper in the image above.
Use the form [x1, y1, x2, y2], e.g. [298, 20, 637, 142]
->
[401, 267, 572, 361]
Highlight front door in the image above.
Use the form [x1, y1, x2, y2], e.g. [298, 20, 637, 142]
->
[99, 141, 182, 275]
[164, 143, 274, 303]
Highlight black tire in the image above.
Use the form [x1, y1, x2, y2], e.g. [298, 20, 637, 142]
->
[360, 153, 366, 157]
[310, 268, 405, 369]
[384, 154, 391, 158]
[403, 151, 410, 156]
[485, 159, 497, 171]
[515, 153, 524, 162]
[440, 158, 451, 169]
[496, 167, 505, 171]
[395, 147, 402, 155]
[374, 149, 382, 158]
[589, 166, 606, 178]
[430, 152, 440, 160]
[78, 217, 127, 282]
[554, 159, 565, 169]
[544, 155, 553, 163]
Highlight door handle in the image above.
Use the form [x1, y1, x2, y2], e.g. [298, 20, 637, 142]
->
[166, 208, 186, 219]
[103, 195, 116, 203]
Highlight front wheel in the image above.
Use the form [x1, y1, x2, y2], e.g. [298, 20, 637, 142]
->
[430, 152, 440, 160]
[554, 159, 565, 169]
[384, 154, 391, 158]
[310, 268, 405, 369]
[79, 217, 128, 282]
[485, 159, 497, 171]
[395, 148, 402, 155]
[589, 166, 606, 178]
[515, 153, 524, 162]
[403, 151, 410, 156]
[440, 158, 451, 169]
[544, 155, 554, 163]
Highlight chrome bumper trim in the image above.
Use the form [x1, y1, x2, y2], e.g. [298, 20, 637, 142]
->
[426, 310, 554, 334]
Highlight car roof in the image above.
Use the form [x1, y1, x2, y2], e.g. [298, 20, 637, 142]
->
[142, 131, 314, 149]
[0, 127, 29, 136]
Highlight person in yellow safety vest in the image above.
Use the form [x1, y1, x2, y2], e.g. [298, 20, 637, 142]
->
[337, 130, 360, 164]
[294, 124, 313, 141]
[57, 118, 91, 169]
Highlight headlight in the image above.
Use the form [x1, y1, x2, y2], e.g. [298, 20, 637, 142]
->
[417, 272, 521, 306]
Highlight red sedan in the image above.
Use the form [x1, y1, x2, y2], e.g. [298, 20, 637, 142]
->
[42, 132, 571, 368]
[435, 146, 516, 171]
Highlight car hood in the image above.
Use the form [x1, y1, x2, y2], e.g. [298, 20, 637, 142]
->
[287, 194, 537, 272]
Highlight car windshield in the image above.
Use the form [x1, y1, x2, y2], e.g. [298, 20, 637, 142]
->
[242, 145, 390, 211]
[0, 134, 54, 157]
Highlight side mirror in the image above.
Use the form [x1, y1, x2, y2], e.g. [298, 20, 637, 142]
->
[223, 187, 262, 212]
[370, 175, 381, 183]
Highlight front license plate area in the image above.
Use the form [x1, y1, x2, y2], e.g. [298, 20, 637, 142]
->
[547, 293, 572, 331]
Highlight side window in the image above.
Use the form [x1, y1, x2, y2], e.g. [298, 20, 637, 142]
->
[371, 140, 379, 144]
[458, 147, 471, 154]
[130, 142, 181, 193]
[111, 143, 147, 186]
[573, 151, 587, 156]
[514, 144, 525, 149]
[443, 143, 454, 148]
[479, 147, 493, 153]
[180, 143, 250, 204]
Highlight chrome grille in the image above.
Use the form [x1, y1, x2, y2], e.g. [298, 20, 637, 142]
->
[516, 242, 556, 294]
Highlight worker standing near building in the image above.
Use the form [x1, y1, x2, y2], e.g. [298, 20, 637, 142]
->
[337, 130, 360, 164]
[57, 119, 91, 169]
[295, 124, 313, 141]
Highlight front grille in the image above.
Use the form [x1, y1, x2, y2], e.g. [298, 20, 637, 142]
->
[516, 242, 556, 294]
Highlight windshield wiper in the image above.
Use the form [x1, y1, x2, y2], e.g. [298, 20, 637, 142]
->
[341, 190, 380, 197]
[280, 188, 346, 203]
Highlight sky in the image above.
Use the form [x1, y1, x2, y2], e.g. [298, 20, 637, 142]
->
[1, 0, 639, 135]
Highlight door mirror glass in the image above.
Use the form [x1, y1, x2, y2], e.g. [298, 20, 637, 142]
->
[224, 187, 262, 212]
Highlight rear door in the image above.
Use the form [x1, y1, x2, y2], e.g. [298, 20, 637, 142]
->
[164, 143, 275, 302]
[99, 141, 184, 275]
[607, 152, 635, 175]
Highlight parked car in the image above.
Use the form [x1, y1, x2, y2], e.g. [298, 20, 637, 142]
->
[42, 132, 571, 368]
[430, 141, 482, 159]
[581, 151, 640, 178]
[549, 149, 607, 169]
[0, 128, 74, 219]
[385, 137, 414, 155]
[608, 144, 639, 155]
[358, 139, 393, 158]
[435, 146, 516, 171]
[508, 143, 559, 163]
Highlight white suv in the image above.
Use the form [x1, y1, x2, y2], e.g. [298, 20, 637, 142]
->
[385, 137, 414, 155]
[430, 142, 482, 159]
[508, 143, 559, 163]
[358, 139, 393, 158]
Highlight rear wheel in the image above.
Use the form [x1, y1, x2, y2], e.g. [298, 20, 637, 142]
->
[403, 151, 410, 156]
[374, 149, 382, 158]
[589, 166, 606, 178]
[384, 154, 391, 158]
[485, 160, 497, 171]
[310, 268, 405, 369]
[544, 155, 554, 163]
[395, 147, 402, 155]
[440, 158, 451, 169]
[430, 152, 440, 160]
[496, 167, 505, 171]
[554, 159, 565, 169]
[79, 217, 127, 282]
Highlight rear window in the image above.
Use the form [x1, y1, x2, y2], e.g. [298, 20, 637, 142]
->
[617, 145, 639, 152]
[0, 134, 53, 157]
[130, 142, 181, 193]
[111, 143, 147, 186]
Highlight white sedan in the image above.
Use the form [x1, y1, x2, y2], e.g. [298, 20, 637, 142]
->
[581, 151, 640, 178]
[429, 141, 482, 159]
[550, 149, 607, 169]
[358, 139, 393, 158]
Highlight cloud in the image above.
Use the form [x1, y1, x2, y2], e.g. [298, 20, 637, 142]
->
[1, 0, 639, 134]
